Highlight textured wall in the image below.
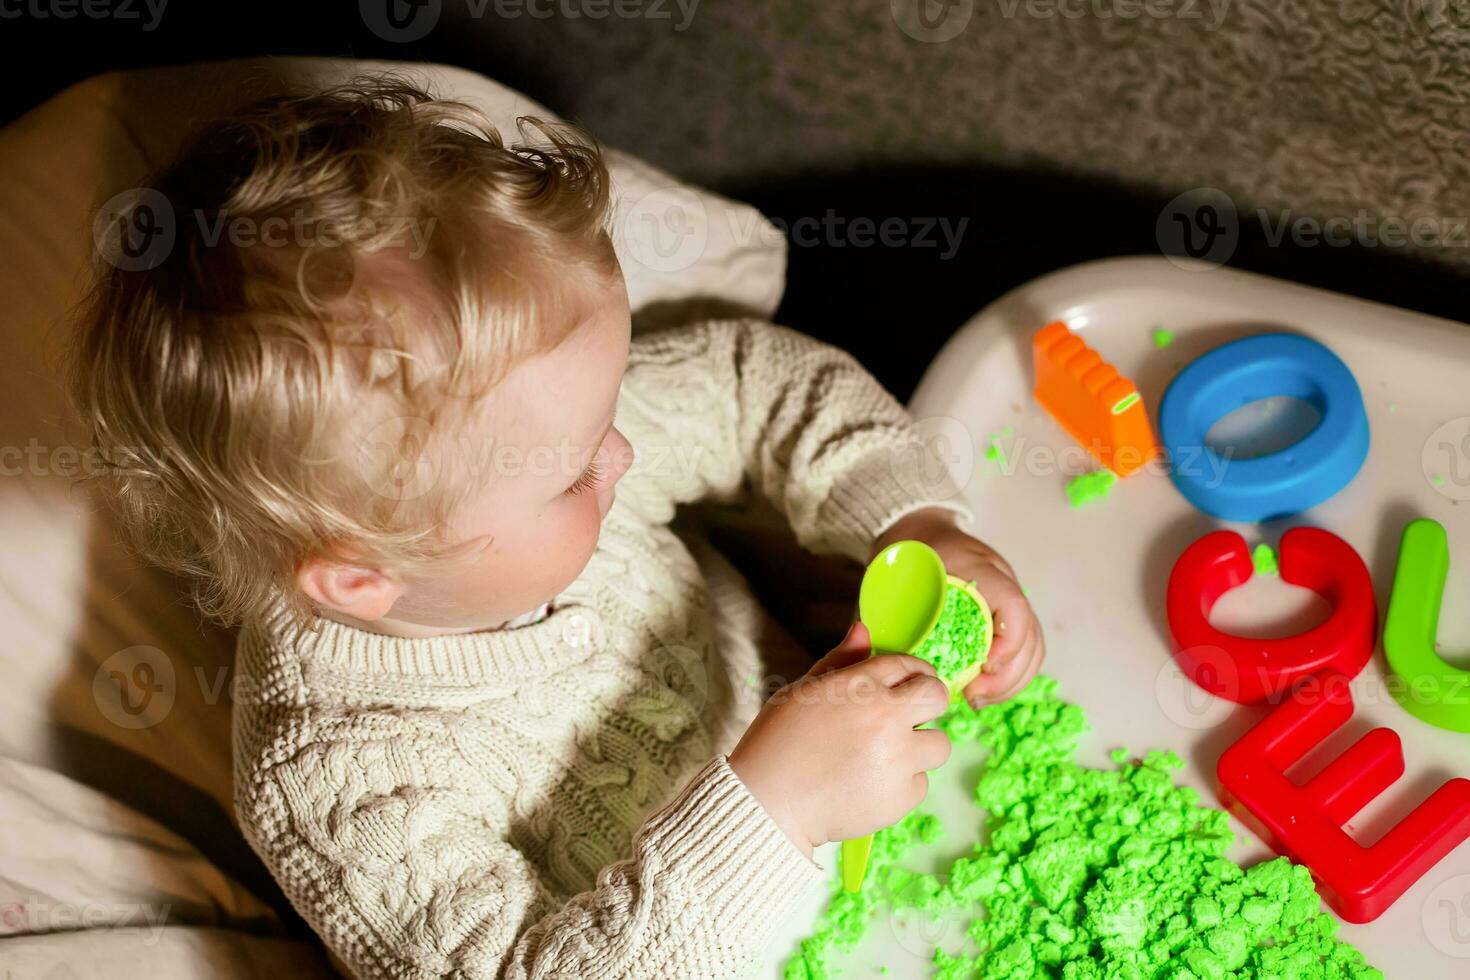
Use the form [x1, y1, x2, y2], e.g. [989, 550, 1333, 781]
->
[434, 0, 1470, 269]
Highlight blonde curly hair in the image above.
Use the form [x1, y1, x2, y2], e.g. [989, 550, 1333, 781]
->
[68, 75, 621, 630]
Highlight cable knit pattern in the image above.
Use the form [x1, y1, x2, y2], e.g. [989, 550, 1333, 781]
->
[233, 319, 974, 979]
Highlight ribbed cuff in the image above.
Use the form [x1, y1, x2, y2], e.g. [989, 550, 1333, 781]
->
[819, 443, 977, 562]
[638, 756, 824, 937]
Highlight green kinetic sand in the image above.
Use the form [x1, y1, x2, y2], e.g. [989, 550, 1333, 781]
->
[785, 677, 1381, 980]
[1066, 470, 1118, 508]
[911, 583, 992, 686]
[1152, 328, 1175, 349]
[1252, 544, 1279, 576]
[987, 429, 1014, 467]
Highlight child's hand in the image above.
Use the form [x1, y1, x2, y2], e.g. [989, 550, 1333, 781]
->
[871, 508, 1045, 708]
[728, 621, 952, 858]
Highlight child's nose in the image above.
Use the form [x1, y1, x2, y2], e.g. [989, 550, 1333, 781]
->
[604, 428, 634, 485]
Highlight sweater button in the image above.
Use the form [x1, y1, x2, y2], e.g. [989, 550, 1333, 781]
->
[562, 615, 590, 647]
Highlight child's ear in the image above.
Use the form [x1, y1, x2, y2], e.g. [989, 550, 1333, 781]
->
[296, 551, 405, 622]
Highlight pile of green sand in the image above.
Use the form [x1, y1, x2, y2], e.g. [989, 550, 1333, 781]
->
[911, 583, 991, 687]
[785, 677, 1381, 980]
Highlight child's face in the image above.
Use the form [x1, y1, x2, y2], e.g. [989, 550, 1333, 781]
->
[323, 278, 635, 635]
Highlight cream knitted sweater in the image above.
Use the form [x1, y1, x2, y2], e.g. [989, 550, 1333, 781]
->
[233, 319, 974, 979]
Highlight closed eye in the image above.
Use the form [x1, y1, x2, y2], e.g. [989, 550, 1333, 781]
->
[565, 455, 605, 496]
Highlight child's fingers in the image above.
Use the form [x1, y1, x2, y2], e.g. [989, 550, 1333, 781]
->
[968, 619, 1042, 696]
[965, 662, 1028, 707]
[905, 771, 931, 812]
[891, 671, 952, 724]
[981, 596, 1030, 669]
[959, 561, 1025, 663]
[964, 635, 1043, 706]
[983, 551, 1019, 582]
[852, 652, 939, 687]
[910, 727, 953, 771]
[807, 621, 871, 676]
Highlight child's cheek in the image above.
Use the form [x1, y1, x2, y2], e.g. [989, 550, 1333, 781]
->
[551, 491, 609, 579]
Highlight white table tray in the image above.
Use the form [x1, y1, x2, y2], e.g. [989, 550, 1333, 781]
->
[756, 256, 1470, 978]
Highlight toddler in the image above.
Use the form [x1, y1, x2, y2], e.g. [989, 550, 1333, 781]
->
[69, 78, 1043, 978]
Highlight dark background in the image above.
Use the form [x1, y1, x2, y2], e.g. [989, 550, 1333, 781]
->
[5, 0, 1468, 401]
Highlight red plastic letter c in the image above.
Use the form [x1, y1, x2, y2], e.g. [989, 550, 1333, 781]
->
[1166, 527, 1376, 704]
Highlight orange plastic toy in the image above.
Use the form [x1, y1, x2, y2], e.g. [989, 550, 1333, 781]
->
[1033, 321, 1160, 476]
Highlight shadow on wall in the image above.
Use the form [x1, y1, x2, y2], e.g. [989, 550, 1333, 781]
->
[723, 162, 1470, 402]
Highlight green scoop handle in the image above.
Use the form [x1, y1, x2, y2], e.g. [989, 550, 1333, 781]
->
[839, 540, 949, 894]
